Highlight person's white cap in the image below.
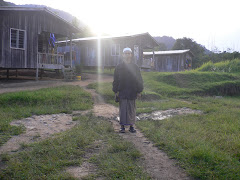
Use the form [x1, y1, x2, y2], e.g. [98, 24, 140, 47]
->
[123, 47, 132, 53]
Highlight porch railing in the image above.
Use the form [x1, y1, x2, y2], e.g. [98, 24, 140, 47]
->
[37, 53, 64, 66]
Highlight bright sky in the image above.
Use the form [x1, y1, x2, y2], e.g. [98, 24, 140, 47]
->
[6, 0, 240, 52]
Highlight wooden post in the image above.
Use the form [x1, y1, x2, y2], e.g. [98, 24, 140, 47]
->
[102, 41, 105, 71]
[153, 48, 155, 70]
[16, 69, 18, 77]
[40, 69, 44, 79]
[7, 69, 9, 80]
[70, 34, 73, 68]
[36, 54, 39, 81]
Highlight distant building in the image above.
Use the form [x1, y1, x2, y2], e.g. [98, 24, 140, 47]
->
[143, 49, 194, 72]
[57, 32, 159, 69]
[0, 7, 80, 79]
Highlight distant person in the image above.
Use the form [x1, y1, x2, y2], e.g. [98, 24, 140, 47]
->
[112, 47, 143, 133]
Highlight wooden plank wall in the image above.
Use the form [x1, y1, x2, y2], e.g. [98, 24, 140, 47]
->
[155, 54, 186, 72]
[80, 36, 148, 68]
[0, 10, 76, 69]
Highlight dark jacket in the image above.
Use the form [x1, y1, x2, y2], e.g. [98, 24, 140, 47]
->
[112, 62, 143, 100]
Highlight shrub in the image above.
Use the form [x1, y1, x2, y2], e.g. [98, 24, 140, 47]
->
[196, 59, 240, 73]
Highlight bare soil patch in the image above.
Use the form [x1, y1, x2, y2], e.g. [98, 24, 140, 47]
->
[0, 113, 74, 154]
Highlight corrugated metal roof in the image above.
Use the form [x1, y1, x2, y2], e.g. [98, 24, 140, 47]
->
[0, 6, 81, 32]
[72, 32, 149, 41]
[57, 32, 159, 47]
[143, 49, 192, 55]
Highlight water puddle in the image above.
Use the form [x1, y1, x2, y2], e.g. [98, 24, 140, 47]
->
[137, 107, 202, 120]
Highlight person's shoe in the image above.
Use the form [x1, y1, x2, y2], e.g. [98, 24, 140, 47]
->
[119, 127, 125, 133]
[129, 126, 136, 133]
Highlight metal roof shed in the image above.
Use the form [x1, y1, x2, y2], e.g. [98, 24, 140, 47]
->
[143, 49, 194, 72]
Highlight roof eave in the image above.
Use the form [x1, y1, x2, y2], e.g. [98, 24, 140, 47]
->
[0, 6, 82, 33]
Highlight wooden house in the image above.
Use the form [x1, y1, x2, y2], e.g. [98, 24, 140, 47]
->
[57, 45, 81, 67]
[0, 7, 80, 79]
[57, 32, 159, 69]
[143, 49, 194, 72]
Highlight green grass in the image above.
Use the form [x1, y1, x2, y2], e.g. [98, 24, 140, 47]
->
[87, 68, 240, 97]
[0, 114, 149, 179]
[87, 71, 240, 179]
[137, 96, 240, 179]
[87, 82, 118, 106]
[82, 68, 114, 76]
[142, 71, 240, 96]
[196, 58, 240, 73]
[0, 86, 93, 146]
[2, 70, 240, 179]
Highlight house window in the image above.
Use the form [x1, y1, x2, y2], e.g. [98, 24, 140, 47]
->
[10, 28, 26, 49]
[111, 44, 120, 56]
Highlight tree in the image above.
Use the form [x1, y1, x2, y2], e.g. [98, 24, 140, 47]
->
[172, 37, 205, 68]
[157, 43, 167, 51]
[144, 43, 167, 52]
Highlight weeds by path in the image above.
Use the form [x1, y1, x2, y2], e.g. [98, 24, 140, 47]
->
[0, 114, 149, 179]
[0, 86, 93, 146]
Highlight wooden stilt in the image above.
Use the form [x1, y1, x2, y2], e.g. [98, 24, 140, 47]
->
[40, 69, 44, 79]
[36, 54, 39, 81]
[36, 68, 39, 81]
[70, 34, 73, 69]
[7, 69, 9, 80]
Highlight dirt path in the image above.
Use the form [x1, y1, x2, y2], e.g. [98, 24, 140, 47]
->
[83, 85, 191, 180]
[0, 73, 113, 94]
[0, 73, 192, 179]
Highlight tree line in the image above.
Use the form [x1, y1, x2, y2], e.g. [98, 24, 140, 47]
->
[152, 37, 240, 69]
[172, 37, 240, 69]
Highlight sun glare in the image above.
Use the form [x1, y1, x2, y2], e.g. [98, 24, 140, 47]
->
[6, 0, 240, 51]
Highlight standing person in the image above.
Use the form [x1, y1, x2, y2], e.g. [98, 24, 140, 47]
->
[112, 47, 143, 133]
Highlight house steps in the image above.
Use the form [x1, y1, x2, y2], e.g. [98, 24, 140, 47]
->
[62, 67, 76, 81]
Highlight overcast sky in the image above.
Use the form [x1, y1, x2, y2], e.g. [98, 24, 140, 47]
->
[6, 0, 240, 52]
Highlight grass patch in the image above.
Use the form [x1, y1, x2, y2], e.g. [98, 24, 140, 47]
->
[82, 68, 114, 76]
[196, 58, 240, 73]
[0, 86, 93, 146]
[88, 70, 240, 102]
[142, 71, 240, 96]
[137, 96, 240, 179]
[90, 135, 149, 179]
[87, 71, 240, 179]
[87, 82, 118, 106]
[0, 115, 149, 179]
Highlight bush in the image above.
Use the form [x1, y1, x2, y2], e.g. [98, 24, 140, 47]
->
[196, 59, 240, 73]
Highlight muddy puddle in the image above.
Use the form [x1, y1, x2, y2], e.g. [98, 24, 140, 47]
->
[116, 107, 202, 121]
[137, 107, 202, 120]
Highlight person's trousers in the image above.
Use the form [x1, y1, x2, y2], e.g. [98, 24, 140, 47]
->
[119, 99, 136, 126]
